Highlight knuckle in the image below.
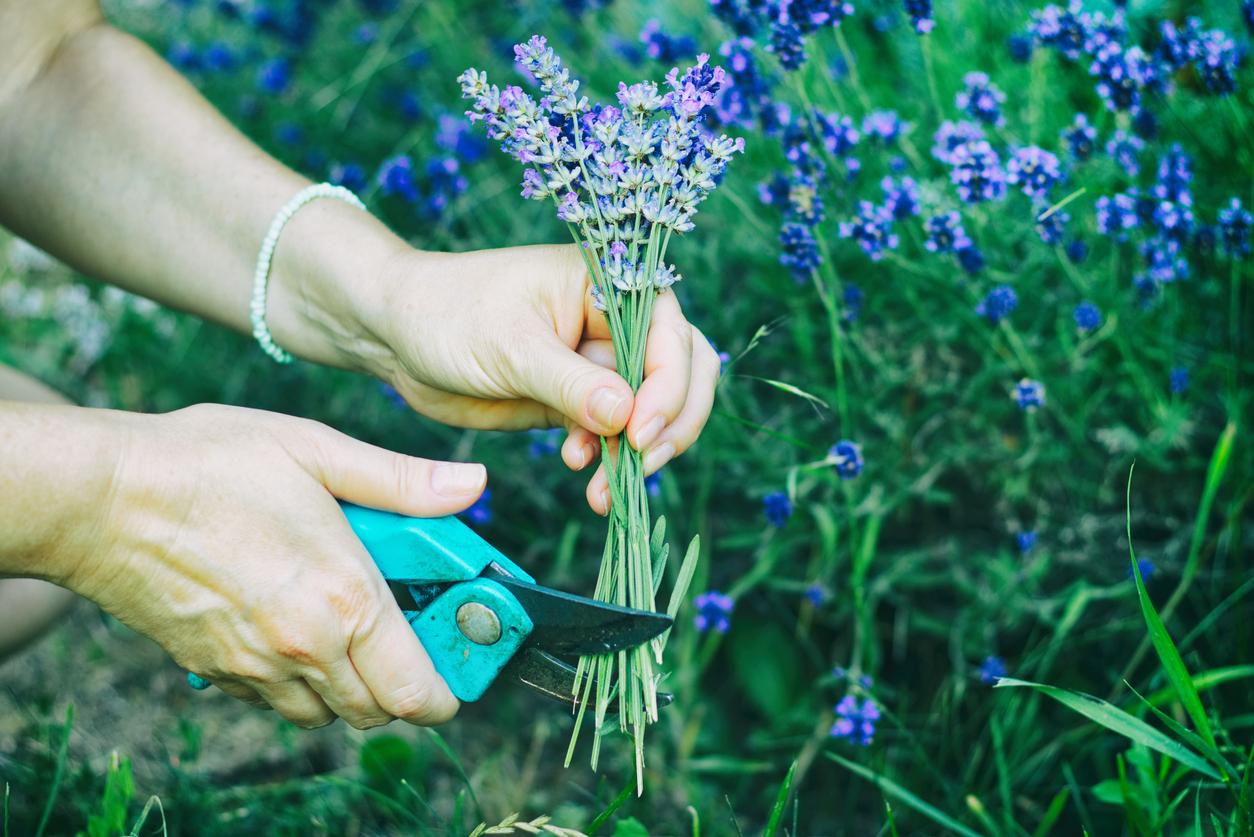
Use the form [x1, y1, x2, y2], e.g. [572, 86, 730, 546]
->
[346, 713, 393, 731]
[390, 454, 428, 505]
[324, 574, 378, 624]
[385, 680, 459, 725]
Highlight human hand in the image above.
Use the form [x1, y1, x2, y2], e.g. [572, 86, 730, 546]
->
[362, 244, 721, 515]
[63, 403, 487, 729]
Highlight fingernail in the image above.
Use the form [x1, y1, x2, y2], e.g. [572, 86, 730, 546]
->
[643, 442, 675, 474]
[577, 443, 596, 470]
[431, 463, 485, 496]
[598, 489, 610, 516]
[634, 416, 665, 451]
[588, 387, 628, 430]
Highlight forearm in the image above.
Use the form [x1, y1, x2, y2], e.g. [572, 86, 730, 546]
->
[0, 401, 126, 584]
[0, 10, 406, 372]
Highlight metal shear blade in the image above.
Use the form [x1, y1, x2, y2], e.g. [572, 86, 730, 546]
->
[482, 567, 673, 656]
[504, 647, 675, 712]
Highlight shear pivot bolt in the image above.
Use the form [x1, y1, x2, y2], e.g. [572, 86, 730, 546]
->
[456, 602, 502, 645]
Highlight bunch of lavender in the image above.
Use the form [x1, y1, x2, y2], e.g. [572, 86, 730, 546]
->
[459, 36, 742, 792]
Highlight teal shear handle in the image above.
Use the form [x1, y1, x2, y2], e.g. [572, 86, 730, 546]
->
[339, 502, 535, 701]
[190, 503, 538, 702]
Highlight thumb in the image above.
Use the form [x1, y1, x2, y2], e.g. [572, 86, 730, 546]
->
[303, 424, 486, 517]
[517, 336, 634, 435]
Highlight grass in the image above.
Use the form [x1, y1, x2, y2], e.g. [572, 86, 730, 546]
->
[1, 0, 1251, 833]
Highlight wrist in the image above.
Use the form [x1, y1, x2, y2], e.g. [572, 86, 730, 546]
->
[0, 404, 133, 587]
[264, 195, 411, 377]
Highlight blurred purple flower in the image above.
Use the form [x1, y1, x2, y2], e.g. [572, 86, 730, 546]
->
[693, 591, 734, 633]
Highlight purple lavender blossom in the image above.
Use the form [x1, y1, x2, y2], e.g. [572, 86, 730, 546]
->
[862, 110, 907, 144]
[763, 491, 793, 527]
[768, 16, 807, 70]
[978, 656, 1007, 685]
[1169, 366, 1189, 394]
[1013, 378, 1046, 411]
[256, 57, 292, 94]
[1062, 114, 1097, 160]
[880, 177, 919, 219]
[1089, 42, 1157, 115]
[829, 440, 864, 479]
[932, 120, 985, 164]
[957, 245, 985, 275]
[1006, 147, 1063, 198]
[903, 0, 934, 34]
[976, 285, 1018, 322]
[831, 695, 879, 745]
[1008, 33, 1034, 63]
[924, 212, 971, 254]
[780, 222, 821, 280]
[640, 19, 697, 63]
[843, 283, 864, 321]
[815, 110, 861, 161]
[377, 155, 419, 202]
[949, 140, 1006, 203]
[839, 201, 899, 260]
[329, 162, 367, 194]
[1219, 198, 1253, 257]
[1030, 2, 1087, 61]
[804, 583, 829, 606]
[1197, 30, 1239, 95]
[460, 489, 493, 525]
[1106, 130, 1144, 177]
[693, 591, 734, 633]
[1096, 192, 1138, 239]
[955, 72, 1006, 126]
[1037, 209, 1068, 245]
[527, 428, 562, 458]
[1074, 301, 1101, 332]
[1129, 557, 1157, 582]
[711, 0, 767, 36]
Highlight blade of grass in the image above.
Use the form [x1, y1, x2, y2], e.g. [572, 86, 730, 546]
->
[1062, 762, 1096, 837]
[658, 534, 700, 652]
[1126, 463, 1218, 753]
[1145, 666, 1254, 708]
[994, 678, 1219, 779]
[826, 753, 982, 837]
[738, 375, 830, 412]
[1031, 787, 1069, 837]
[34, 704, 72, 837]
[1119, 424, 1237, 689]
[1116, 754, 1153, 837]
[1125, 682, 1238, 780]
[424, 728, 481, 818]
[585, 779, 634, 835]
[126, 796, 167, 837]
[764, 760, 797, 837]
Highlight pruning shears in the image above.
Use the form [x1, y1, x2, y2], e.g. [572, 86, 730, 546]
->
[187, 502, 672, 707]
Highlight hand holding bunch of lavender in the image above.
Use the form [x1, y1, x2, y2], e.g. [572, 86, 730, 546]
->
[459, 37, 742, 791]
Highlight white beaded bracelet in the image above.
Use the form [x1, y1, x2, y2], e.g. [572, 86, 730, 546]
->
[251, 182, 366, 364]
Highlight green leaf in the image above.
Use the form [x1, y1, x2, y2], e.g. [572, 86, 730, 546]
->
[1126, 465, 1218, 754]
[995, 678, 1219, 779]
[612, 817, 650, 837]
[764, 761, 797, 837]
[730, 620, 801, 718]
[826, 753, 981, 837]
